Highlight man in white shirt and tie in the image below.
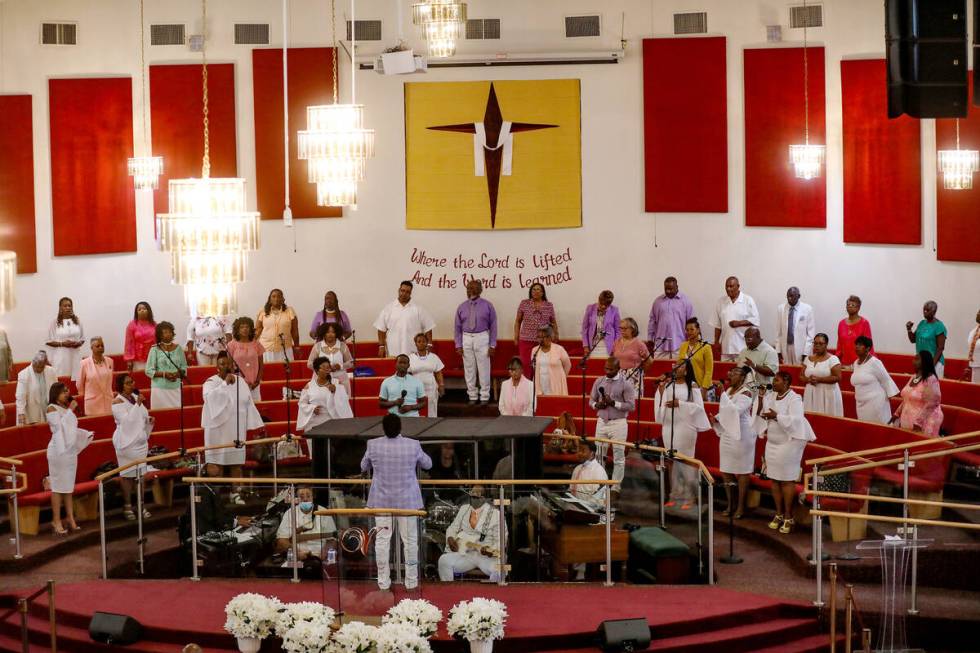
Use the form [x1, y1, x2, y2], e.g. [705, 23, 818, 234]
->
[374, 281, 436, 358]
[709, 276, 760, 361]
[775, 287, 815, 366]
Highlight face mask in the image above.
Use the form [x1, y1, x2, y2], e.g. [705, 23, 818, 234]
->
[299, 501, 314, 513]
[469, 497, 485, 509]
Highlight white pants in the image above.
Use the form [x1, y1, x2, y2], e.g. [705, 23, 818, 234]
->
[264, 350, 286, 363]
[935, 362, 944, 379]
[463, 331, 491, 401]
[595, 418, 629, 486]
[654, 350, 678, 360]
[374, 516, 419, 590]
[721, 354, 738, 362]
[438, 551, 501, 582]
[783, 344, 800, 366]
[196, 352, 219, 367]
[422, 380, 439, 418]
[971, 367, 979, 384]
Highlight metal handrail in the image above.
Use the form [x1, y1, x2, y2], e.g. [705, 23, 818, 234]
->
[315, 508, 426, 517]
[810, 510, 980, 531]
[805, 440, 980, 482]
[807, 428, 980, 466]
[96, 435, 287, 481]
[179, 476, 622, 486]
[0, 580, 56, 652]
[0, 455, 24, 466]
[803, 489, 980, 511]
[0, 470, 26, 495]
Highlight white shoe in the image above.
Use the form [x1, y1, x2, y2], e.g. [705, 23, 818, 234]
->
[230, 493, 245, 505]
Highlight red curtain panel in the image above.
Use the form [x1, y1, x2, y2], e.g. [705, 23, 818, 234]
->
[841, 59, 921, 245]
[149, 63, 238, 217]
[252, 47, 341, 220]
[744, 47, 826, 228]
[643, 37, 728, 213]
[936, 75, 980, 263]
[0, 95, 37, 273]
[49, 78, 136, 256]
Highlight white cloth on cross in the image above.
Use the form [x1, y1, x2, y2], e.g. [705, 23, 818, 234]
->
[473, 121, 513, 176]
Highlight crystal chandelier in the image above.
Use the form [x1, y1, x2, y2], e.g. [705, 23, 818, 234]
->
[788, 0, 824, 180]
[297, 0, 375, 208]
[128, 0, 163, 190]
[412, 1, 467, 58]
[0, 251, 15, 313]
[938, 119, 980, 190]
[156, 0, 259, 316]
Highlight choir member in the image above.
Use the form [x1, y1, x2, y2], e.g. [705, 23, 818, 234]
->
[965, 309, 980, 383]
[45, 382, 93, 534]
[409, 333, 445, 416]
[374, 280, 435, 358]
[735, 327, 778, 390]
[296, 357, 353, 433]
[710, 277, 759, 362]
[498, 357, 534, 417]
[647, 277, 694, 360]
[124, 301, 157, 372]
[379, 354, 427, 417]
[906, 301, 947, 378]
[185, 315, 231, 366]
[893, 351, 944, 437]
[836, 295, 872, 367]
[112, 373, 154, 520]
[15, 351, 58, 425]
[710, 366, 757, 519]
[677, 318, 714, 398]
[309, 290, 352, 340]
[801, 333, 843, 416]
[438, 485, 502, 582]
[307, 322, 353, 396]
[590, 357, 637, 489]
[226, 317, 264, 402]
[255, 288, 300, 362]
[454, 279, 497, 404]
[145, 322, 187, 409]
[775, 286, 815, 366]
[850, 336, 899, 424]
[514, 282, 558, 377]
[0, 327, 12, 383]
[613, 318, 653, 397]
[581, 289, 619, 357]
[533, 326, 571, 396]
[655, 359, 710, 510]
[45, 297, 84, 379]
[77, 336, 114, 416]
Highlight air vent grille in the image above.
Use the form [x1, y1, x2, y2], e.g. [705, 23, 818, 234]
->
[151, 23, 185, 46]
[346, 20, 382, 41]
[41, 22, 77, 45]
[673, 12, 707, 35]
[466, 18, 500, 40]
[565, 15, 600, 38]
[789, 4, 823, 28]
[235, 23, 270, 45]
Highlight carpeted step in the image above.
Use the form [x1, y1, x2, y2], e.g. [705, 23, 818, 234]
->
[751, 632, 847, 653]
[648, 616, 818, 652]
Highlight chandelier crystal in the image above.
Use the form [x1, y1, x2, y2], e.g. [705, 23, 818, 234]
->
[129, 0, 162, 190]
[938, 120, 980, 190]
[0, 251, 15, 314]
[788, 0, 823, 180]
[412, 1, 467, 58]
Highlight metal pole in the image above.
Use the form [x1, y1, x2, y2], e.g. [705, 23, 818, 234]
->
[829, 563, 838, 653]
[707, 482, 714, 586]
[497, 484, 508, 586]
[909, 524, 919, 615]
[98, 481, 108, 579]
[136, 466, 145, 575]
[696, 476, 704, 579]
[11, 465, 21, 559]
[289, 484, 299, 583]
[901, 449, 910, 536]
[844, 585, 854, 653]
[813, 464, 824, 607]
[861, 628, 872, 653]
[47, 580, 56, 653]
[18, 598, 28, 653]
[604, 481, 612, 587]
[273, 454, 279, 496]
[658, 452, 666, 529]
[190, 482, 200, 581]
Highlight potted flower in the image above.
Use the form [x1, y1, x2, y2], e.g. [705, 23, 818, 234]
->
[280, 620, 334, 653]
[276, 602, 337, 635]
[332, 621, 378, 653]
[374, 622, 432, 653]
[447, 598, 507, 653]
[382, 599, 443, 638]
[224, 593, 283, 653]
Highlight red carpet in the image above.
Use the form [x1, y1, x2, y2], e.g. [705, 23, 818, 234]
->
[0, 579, 830, 652]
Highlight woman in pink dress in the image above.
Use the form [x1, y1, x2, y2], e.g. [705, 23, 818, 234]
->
[836, 295, 872, 367]
[77, 337, 114, 415]
[124, 302, 157, 372]
[893, 351, 944, 437]
[226, 317, 265, 402]
[514, 283, 559, 378]
[613, 318, 653, 396]
[533, 327, 571, 396]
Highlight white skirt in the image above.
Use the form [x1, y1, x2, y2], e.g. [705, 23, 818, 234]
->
[264, 350, 287, 363]
[855, 388, 892, 425]
[115, 442, 150, 478]
[150, 387, 181, 409]
[764, 438, 807, 482]
[719, 434, 756, 475]
[46, 449, 78, 494]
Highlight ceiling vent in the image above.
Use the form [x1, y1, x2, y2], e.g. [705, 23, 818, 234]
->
[789, 4, 823, 28]
[466, 18, 501, 40]
[40, 22, 77, 45]
[347, 20, 382, 41]
[235, 23, 269, 45]
[673, 12, 707, 35]
[565, 15, 601, 38]
[150, 23, 185, 46]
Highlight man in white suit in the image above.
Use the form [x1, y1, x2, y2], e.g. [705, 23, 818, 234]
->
[775, 287, 815, 366]
[15, 351, 59, 425]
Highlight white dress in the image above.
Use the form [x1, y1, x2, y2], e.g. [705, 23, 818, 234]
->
[296, 380, 353, 432]
[408, 351, 445, 417]
[201, 375, 264, 466]
[802, 355, 844, 416]
[655, 382, 710, 503]
[714, 389, 757, 475]
[756, 391, 815, 482]
[45, 405, 94, 493]
[46, 318, 84, 380]
[112, 396, 153, 478]
[307, 341, 353, 395]
[850, 356, 900, 424]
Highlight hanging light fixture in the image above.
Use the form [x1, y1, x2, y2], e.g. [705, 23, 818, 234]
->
[0, 251, 15, 313]
[412, 0, 466, 58]
[155, 0, 259, 316]
[128, 0, 163, 190]
[938, 119, 980, 190]
[788, 0, 824, 180]
[297, 0, 375, 208]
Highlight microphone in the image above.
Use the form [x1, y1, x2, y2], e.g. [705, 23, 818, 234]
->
[401, 390, 408, 400]
[598, 387, 606, 406]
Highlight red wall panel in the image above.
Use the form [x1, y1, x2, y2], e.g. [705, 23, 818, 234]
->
[744, 47, 826, 228]
[253, 47, 341, 219]
[936, 75, 980, 263]
[841, 59, 921, 244]
[0, 95, 37, 273]
[643, 37, 728, 213]
[49, 78, 136, 256]
[149, 63, 238, 215]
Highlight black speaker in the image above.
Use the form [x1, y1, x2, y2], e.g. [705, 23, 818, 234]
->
[89, 612, 142, 645]
[597, 618, 650, 652]
[886, 0, 968, 118]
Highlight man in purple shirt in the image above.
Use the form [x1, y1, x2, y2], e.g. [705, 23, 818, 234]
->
[647, 277, 695, 360]
[454, 280, 497, 404]
[589, 357, 637, 489]
[361, 413, 433, 590]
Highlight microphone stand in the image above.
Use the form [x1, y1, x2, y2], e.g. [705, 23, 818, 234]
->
[280, 333, 293, 442]
[579, 329, 605, 437]
[625, 337, 662, 444]
[158, 344, 187, 455]
[530, 349, 538, 417]
[349, 329, 357, 417]
[658, 340, 711, 457]
[719, 480, 743, 564]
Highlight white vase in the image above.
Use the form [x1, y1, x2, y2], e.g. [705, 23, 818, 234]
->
[236, 636, 261, 653]
[469, 639, 493, 653]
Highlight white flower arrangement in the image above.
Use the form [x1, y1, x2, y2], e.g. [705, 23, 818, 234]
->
[280, 620, 334, 653]
[374, 622, 432, 653]
[382, 599, 443, 638]
[276, 602, 337, 635]
[223, 593, 284, 640]
[447, 598, 507, 642]
[332, 621, 379, 653]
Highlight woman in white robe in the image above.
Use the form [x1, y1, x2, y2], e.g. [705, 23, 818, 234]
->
[306, 323, 353, 396]
[45, 297, 85, 380]
[202, 353, 264, 504]
[850, 336, 900, 424]
[499, 358, 535, 417]
[45, 382, 94, 534]
[710, 365, 757, 519]
[801, 333, 844, 416]
[297, 359, 354, 434]
[756, 372, 816, 534]
[408, 333, 445, 417]
[112, 374, 155, 520]
[655, 360, 710, 509]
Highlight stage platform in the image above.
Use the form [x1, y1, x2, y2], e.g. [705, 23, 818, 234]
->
[0, 579, 835, 652]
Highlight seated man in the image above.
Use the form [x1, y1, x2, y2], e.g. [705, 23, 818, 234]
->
[275, 486, 337, 561]
[438, 485, 503, 582]
[571, 441, 608, 511]
[180, 463, 253, 540]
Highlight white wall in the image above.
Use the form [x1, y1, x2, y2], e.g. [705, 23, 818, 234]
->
[1, 0, 978, 362]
